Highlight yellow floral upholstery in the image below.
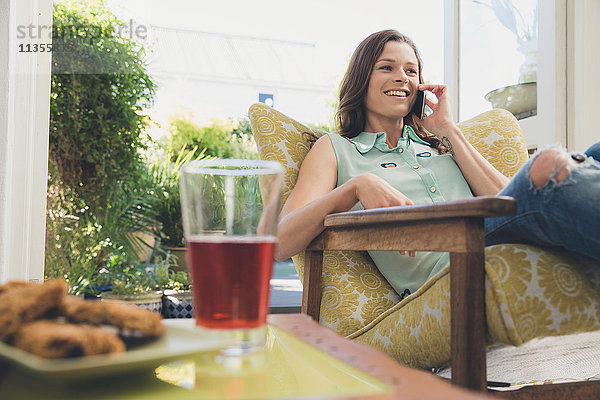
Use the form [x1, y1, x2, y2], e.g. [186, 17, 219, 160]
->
[248, 102, 600, 369]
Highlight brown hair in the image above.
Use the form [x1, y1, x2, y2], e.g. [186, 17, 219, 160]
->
[336, 30, 444, 152]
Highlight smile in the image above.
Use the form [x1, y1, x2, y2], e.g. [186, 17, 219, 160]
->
[384, 90, 409, 98]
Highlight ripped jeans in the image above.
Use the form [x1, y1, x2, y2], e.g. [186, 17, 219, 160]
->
[484, 142, 600, 263]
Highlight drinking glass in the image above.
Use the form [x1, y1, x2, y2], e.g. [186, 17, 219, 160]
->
[179, 159, 283, 355]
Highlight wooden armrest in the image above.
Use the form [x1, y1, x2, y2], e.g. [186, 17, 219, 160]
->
[308, 196, 516, 253]
[324, 196, 516, 228]
[302, 195, 517, 392]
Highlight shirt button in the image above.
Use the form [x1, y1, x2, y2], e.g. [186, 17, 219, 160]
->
[430, 186, 437, 193]
[398, 148, 404, 153]
[413, 165, 419, 169]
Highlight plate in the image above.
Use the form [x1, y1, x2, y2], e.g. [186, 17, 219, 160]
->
[0, 322, 233, 380]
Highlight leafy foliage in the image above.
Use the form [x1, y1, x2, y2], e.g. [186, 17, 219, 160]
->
[164, 115, 257, 161]
[45, 1, 157, 292]
[49, 1, 155, 208]
[45, 2, 262, 295]
[148, 146, 205, 247]
[45, 181, 158, 295]
[96, 252, 190, 295]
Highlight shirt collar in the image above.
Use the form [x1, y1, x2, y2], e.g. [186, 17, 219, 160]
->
[344, 125, 430, 154]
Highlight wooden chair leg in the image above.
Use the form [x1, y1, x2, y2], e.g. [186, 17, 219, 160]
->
[450, 250, 487, 391]
[302, 249, 323, 321]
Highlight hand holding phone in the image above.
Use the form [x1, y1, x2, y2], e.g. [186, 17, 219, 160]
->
[412, 90, 427, 120]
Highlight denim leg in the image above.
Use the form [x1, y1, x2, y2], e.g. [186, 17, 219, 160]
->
[584, 141, 600, 162]
[485, 147, 600, 263]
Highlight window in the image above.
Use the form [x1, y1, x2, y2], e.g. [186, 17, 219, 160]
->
[459, 0, 538, 122]
[448, 0, 567, 150]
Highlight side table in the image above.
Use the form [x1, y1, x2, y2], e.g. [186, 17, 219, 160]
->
[0, 314, 490, 399]
[269, 314, 489, 400]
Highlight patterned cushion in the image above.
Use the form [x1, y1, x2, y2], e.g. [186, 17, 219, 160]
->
[351, 244, 600, 369]
[249, 102, 600, 369]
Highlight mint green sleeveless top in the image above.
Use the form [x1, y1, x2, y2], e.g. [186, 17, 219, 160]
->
[328, 126, 474, 297]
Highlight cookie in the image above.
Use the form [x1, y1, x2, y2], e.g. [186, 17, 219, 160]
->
[0, 279, 68, 340]
[12, 320, 125, 358]
[61, 296, 165, 337]
[0, 281, 36, 295]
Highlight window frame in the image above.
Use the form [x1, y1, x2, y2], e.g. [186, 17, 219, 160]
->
[0, 0, 52, 283]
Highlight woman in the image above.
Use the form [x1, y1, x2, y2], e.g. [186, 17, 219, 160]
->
[276, 29, 600, 298]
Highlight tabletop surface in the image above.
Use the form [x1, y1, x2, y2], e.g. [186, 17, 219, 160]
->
[0, 314, 489, 400]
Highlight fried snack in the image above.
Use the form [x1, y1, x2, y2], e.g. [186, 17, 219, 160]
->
[0, 280, 37, 295]
[61, 296, 165, 337]
[12, 320, 125, 358]
[0, 279, 68, 340]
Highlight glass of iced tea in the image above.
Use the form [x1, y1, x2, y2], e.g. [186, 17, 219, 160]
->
[179, 159, 283, 355]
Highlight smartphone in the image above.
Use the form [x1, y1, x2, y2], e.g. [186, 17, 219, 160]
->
[412, 90, 426, 120]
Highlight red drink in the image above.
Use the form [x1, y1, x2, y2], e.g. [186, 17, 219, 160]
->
[187, 236, 276, 329]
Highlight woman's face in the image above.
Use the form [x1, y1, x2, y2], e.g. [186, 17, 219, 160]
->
[364, 41, 420, 128]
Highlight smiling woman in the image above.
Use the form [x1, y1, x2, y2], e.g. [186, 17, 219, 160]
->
[274, 30, 486, 292]
[337, 31, 445, 156]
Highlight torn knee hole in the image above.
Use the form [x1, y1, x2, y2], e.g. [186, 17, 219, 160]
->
[529, 148, 574, 189]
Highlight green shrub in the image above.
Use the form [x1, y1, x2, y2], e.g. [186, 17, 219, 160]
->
[49, 1, 156, 210]
[148, 146, 205, 248]
[46, 1, 156, 289]
[45, 181, 157, 295]
[164, 115, 258, 161]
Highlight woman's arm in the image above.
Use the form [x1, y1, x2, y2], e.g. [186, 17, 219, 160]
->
[276, 135, 347, 260]
[276, 135, 414, 261]
[418, 84, 510, 196]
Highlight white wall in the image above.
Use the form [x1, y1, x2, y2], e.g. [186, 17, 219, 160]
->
[0, 0, 52, 283]
[151, 74, 333, 130]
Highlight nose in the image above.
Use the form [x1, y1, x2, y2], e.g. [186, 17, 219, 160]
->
[393, 68, 409, 83]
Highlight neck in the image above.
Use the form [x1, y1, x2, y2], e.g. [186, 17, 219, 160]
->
[364, 118, 405, 149]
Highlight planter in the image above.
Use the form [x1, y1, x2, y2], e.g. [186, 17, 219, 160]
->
[484, 82, 537, 119]
[101, 291, 163, 314]
[165, 246, 188, 273]
[128, 230, 157, 263]
[162, 289, 194, 319]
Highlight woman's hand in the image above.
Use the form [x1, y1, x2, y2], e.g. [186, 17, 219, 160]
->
[417, 84, 458, 138]
[350, 173, 417, 257]
[351, 173, 414, 209]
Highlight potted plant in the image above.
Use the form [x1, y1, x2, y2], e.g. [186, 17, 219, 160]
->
[149, 146, 205, 272]
[476, 0, 538, 117]
[97, 256, 164, 314]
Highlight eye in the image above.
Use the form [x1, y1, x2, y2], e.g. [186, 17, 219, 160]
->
[406, 68, 418, 75]
[378, 65, 392, 71]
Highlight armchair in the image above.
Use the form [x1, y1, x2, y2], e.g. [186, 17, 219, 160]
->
[249, 102, 600, 396]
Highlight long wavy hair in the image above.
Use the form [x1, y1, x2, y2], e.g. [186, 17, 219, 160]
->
[336, 30, 444, 152]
